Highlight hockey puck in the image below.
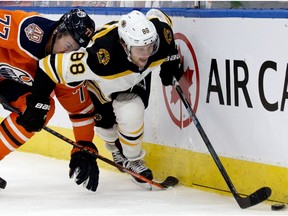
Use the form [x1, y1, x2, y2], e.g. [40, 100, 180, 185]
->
[0, 177, 7, 189]
[271, 203, 286, 211]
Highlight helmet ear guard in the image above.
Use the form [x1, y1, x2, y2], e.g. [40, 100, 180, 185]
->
[118, 10, 159, 55]
[57, 9, 95, 47]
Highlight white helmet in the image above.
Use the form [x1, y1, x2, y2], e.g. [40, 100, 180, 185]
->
[118, 10, 159, 54]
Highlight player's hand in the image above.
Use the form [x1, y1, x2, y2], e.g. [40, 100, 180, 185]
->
[160, 51, 183, 86]
[69, 141, 99, 192]
[16, 94, 50, 132]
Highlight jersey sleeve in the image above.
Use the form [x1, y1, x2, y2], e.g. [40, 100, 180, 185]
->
[54, 82, 95, 142]
[38, 48, 97, 84]
[0, 9, 39, 50]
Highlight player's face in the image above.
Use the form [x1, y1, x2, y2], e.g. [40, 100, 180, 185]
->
[52, 34, 80, 54]
[130, 43, 155, 68]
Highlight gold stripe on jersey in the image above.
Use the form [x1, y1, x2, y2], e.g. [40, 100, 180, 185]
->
[98, 69, 133, 80]
[162, 11, 173, 27]
[149, 59, 166, 68]
[87, 80, 109, 104]
[56, 54, 65, 83]
[148, 10, 173, 28]
[130, 124, 144, 135]
[42, 56, 59, 83]
[119, 134, 144, 147]
[97, 59, 165, 80]
[92, 23, 117, 41]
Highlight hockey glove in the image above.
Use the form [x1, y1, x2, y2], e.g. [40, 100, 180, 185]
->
[160, 50, 183, 86]
[16, 94, 50, 132]
[69, 141, 99, 192]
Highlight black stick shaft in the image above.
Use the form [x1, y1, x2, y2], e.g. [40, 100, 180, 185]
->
[173, 79, 238, 193]
[172, 77, 271, 208]
[0, 97, 165, 189]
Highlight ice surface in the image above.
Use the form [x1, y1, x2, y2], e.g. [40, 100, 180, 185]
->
[0, 152, 284, 216]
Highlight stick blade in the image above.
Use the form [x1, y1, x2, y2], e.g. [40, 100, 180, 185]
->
[131, 176, 179, 191]
[236, 187, 272, 209]
[160, 176, 179, 188]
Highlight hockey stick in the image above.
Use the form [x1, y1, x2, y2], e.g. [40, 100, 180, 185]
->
[172, 77, 271, 209]
[0, 96, 178, 190]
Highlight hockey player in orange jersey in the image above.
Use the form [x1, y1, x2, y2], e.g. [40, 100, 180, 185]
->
[0, 9, 98, 192]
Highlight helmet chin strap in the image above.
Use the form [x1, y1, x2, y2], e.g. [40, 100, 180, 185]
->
[123, 43, 143, 70]
[126, 50, 144, 71]
[121, 41, 133, 62]
[121, 39, 144, 70]
[127, 53, 132, 62]
[126, 49, 134, 63]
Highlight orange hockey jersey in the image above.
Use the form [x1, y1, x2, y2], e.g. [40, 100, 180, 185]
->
[0, 9, 57, 85]
[0, 9, 95, 143]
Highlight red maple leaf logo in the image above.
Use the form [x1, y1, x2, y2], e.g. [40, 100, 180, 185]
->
[163, 32, 200, 129]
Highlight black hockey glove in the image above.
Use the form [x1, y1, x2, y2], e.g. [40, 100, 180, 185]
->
[16, 94, 50, 132]
[160, 51, 183, 86]
[69, 141, 99, 192]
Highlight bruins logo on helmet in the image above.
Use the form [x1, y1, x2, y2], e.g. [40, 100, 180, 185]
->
[163, 28, 172, 45]
[121, 20, 127, 28]
[97, 48, 110, 65]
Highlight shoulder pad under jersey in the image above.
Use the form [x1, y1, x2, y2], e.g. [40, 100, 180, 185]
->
[146, 9, 173, 28]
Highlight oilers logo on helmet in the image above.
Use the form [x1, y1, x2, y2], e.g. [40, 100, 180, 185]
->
[75, 9, 87, 18]
[58, 9, 95, 47]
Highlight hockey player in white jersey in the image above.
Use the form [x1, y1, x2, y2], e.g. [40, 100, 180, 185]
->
[17, 9, 183, 187]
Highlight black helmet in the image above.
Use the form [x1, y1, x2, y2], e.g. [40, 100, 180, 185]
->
[57, 9, 95, 47]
